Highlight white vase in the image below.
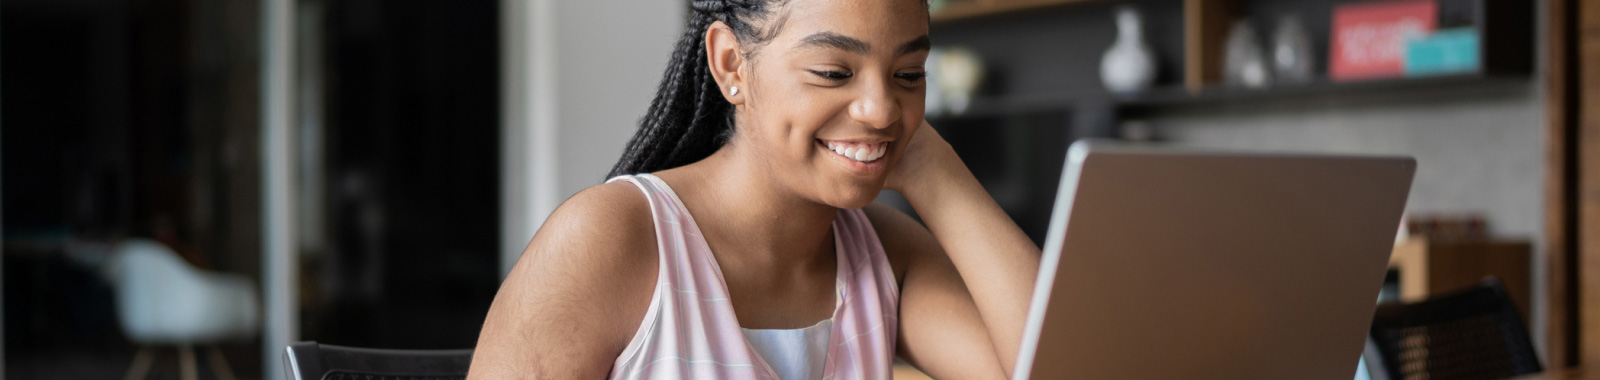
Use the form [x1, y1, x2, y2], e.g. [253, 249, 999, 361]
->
[1272, 15, 1315, 84]
[1100, 6, 1156, 95]
[1224, 20, 1272, 89]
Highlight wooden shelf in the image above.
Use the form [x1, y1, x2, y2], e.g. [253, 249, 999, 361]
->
[1184, 0, 1239, 91]
[927, 72, 1531, 120]
[1115, 72, 1531, 110]
[927, 90, 1096, 120]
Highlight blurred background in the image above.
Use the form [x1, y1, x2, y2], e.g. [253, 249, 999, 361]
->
[3, 0, 1597, 379]
[6, 0, 513, 378]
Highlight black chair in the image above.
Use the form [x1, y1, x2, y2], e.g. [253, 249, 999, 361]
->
[1367, 277, 1541, 380]
[284, 341, 474, 380]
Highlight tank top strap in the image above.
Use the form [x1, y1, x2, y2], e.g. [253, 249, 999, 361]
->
[605, 174, 778, 380]
[822, 208, 900, 379]
[606, 174, 702, 286]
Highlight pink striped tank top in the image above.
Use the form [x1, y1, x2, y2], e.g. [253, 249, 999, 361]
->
[606, 174, 900, 380]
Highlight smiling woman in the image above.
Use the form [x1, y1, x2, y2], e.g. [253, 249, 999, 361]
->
[469, 0, 1042, 379]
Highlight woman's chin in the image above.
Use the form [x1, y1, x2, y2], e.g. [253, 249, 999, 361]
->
[820, 182, 886, 210]
[801, 157, 892, 210]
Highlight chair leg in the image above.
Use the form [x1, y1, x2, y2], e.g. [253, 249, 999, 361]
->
[178, 344, 198, 380]
[206, 346, 238, 380]
[122, 347, 155, 380]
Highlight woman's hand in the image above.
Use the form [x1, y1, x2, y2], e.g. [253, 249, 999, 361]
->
[886, 120, 961, 196]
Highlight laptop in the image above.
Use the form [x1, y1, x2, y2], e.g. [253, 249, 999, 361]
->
[1012, 141, 1415, 379]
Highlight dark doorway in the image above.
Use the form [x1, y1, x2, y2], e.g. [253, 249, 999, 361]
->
[305, 0, 502, 350]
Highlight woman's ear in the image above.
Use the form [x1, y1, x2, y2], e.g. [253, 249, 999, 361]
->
[705, 21, 745, 105]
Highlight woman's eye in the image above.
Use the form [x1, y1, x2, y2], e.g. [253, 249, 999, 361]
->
[896, 71, 929, 83]
[809, 70, 853, 81]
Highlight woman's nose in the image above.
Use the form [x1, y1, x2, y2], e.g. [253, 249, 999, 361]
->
[849, 79, 901, 129]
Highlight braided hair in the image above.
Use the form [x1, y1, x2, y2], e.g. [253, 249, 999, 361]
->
[606, 0, 785, 178]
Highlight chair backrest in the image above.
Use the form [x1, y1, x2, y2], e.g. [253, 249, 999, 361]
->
[1367, 277, 1541, 380]
[109, 239, 260, 344]
[284, 341, 474, 380]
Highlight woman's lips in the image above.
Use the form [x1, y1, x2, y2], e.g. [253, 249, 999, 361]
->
[816, 139, 889, 175]
[820, 140, 888, 163]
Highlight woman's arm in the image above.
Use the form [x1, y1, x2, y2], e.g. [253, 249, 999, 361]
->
[468, 183, 659, 379]
[866, 204, 1006, 379]
[886, 123, 1042, 376]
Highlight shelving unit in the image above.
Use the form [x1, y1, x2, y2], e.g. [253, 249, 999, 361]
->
[932, 72, 1530, 119]
[919, 0, 1535, 244]
[932, 0, 1288, 91]
[929, 0, 1534, 110]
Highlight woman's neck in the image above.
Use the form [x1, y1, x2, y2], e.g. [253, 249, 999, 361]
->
[656, 142, 838, 275]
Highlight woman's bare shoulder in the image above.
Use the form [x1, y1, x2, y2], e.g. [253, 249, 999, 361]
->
[527, 180, 658, 266]
[469, 181, 659, 378]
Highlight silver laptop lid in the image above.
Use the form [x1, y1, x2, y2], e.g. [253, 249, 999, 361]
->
[1013, 141, 1415, 379]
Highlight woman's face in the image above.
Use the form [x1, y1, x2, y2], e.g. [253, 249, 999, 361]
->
[729, 0, 929, 209]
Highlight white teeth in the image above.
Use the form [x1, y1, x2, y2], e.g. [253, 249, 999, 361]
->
[825, 141, 887, 163]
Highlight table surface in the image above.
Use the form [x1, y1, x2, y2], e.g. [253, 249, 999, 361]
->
[891, 363, 934, 380]
[1511, 367, 1586, 380]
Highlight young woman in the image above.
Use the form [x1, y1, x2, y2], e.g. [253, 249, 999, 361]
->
[469, 0, 1040, 378]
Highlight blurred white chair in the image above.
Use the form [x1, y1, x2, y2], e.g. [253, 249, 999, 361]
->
[104, 239, 260, 380]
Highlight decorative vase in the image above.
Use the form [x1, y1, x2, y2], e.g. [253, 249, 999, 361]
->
[1224, 20, 1272, 89]
[1100, 6, 1156, 95]
[1272, 15, 1315, 84]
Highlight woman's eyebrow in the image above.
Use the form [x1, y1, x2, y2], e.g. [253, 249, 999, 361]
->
[798, 32, 871, 55]
[897, 35, 930, 56]
[797, 32, 931, 57]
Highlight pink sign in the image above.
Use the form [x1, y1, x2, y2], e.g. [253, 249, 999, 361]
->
[1330, 0, 1438, 81]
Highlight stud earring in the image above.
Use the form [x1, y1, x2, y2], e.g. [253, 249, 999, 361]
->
[730, 86, 739, 96]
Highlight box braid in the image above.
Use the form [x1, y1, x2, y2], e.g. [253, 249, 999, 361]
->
[607, 0, 784, 178]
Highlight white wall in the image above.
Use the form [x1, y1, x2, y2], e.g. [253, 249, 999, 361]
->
[554, 1, 686, 196]
[1146, 85, 1544, 241]
[261, 0, 298, 378]
[501, 0, 684, 272]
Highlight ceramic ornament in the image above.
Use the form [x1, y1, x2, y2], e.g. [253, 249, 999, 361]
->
[1224, 19, 1272, 89]
[1272, 14, 1315, 84]
[1100, 6, 1157, 94]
